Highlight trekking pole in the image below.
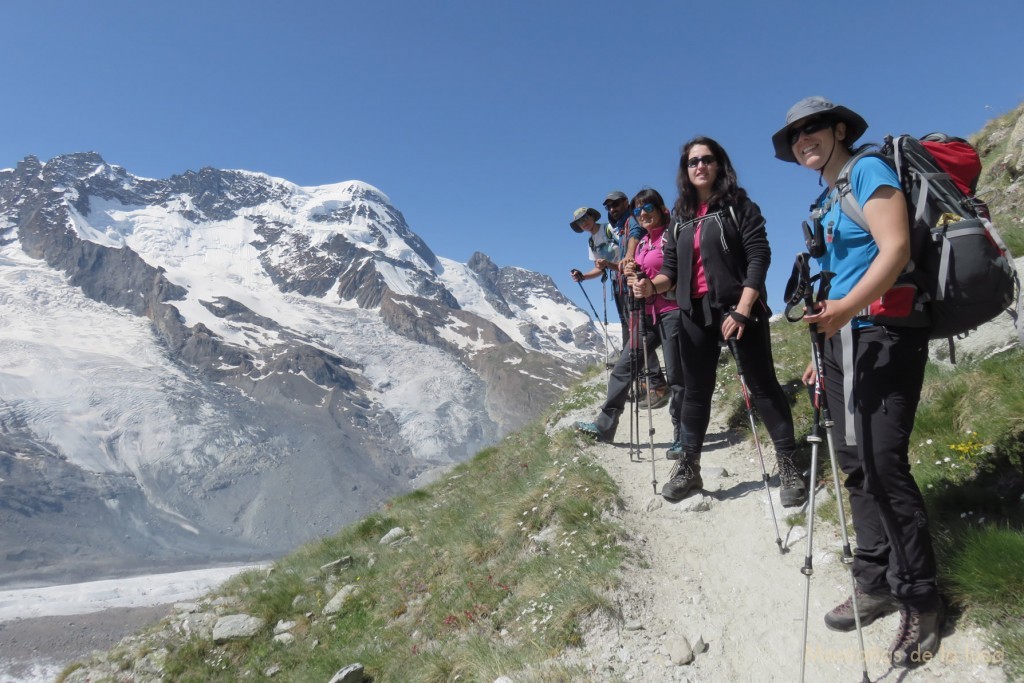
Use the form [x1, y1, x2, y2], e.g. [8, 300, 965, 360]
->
[627, 302, 640, 463]
[601, 279, 611, 385]
[809, 319, 872, 683]
[634, 275, 658, 493]
[785, 255, 870, 683]
[725, 337, 784, 553]
[602, 272, 623, 362]
[572, 272, 615, 379]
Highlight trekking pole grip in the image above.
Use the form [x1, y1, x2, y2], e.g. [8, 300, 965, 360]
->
[726, 337, 742, 373]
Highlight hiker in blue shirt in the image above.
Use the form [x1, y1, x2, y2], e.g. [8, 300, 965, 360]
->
[773, 96, 943, 669]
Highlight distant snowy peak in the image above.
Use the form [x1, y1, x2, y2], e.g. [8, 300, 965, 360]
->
[0, 150, 605, 583]
[24, 152, 597, 362]
[2, 151, 603, 432]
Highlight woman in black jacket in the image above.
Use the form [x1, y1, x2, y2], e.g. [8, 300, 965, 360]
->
[638, 136, 803, 504]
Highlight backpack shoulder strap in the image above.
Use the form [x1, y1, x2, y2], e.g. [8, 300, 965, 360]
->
[834, 149, 886, 231]
[724, 205, 743, 252]
[623, 215, 640, 239]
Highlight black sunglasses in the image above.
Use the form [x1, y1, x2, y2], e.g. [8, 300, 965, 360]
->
[787, 118, 832, 146]
[686, 155, 716, 169]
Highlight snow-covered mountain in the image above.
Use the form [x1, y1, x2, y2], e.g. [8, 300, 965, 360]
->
[0, 153, 603, 586]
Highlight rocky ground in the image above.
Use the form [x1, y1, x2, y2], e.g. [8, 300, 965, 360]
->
[548, 373, 1010, 682]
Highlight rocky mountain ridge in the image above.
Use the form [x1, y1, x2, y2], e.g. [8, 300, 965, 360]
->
[0, 153, 603, 586]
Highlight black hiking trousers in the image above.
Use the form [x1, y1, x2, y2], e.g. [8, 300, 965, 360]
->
[821, 324, 939, 610]
[676, 301, 796, 458]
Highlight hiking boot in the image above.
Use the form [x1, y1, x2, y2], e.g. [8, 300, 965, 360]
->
[661, 455, 702, 501]
[890, 600, 946, 668]
[666, 441, 683, 460]
[574, 421, 612, 443]
[639, 384, 669, 410]
[824, 586, 899, 632]
[777, 452, 807, 508]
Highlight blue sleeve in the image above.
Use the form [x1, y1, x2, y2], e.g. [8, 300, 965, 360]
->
[850, 156, 900, 207]
[626, 216, 644, 241]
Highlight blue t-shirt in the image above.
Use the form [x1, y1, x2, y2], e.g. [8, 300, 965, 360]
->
[613, 213, 645, 244]
[813, 156, 900, 300]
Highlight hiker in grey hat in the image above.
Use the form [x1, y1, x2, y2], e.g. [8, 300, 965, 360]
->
[776, 96, 944, 668]
[602, 189, 645, 275]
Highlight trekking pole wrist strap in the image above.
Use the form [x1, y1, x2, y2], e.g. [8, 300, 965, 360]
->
[728, 310, 751, 325]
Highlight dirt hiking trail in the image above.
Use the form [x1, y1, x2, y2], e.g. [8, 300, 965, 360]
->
[550, 371, 1007, 683]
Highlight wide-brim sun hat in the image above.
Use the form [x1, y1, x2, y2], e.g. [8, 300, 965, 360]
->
[772, 96, 869, 163]
[569, 206, 601, 232]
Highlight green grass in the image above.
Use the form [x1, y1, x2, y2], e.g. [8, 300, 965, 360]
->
[548, 365, 605, 423]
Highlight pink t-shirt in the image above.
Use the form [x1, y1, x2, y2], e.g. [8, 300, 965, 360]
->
[634, 225, 680, 321]
[690, 203, 710, 298]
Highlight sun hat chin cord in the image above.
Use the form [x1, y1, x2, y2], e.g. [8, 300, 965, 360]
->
[814, 128, 839, 187]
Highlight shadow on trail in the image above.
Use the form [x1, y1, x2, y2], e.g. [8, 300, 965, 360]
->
[708, 477, 766, 501]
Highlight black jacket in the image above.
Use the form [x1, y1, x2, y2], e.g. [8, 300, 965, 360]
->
[659, 196, 772, 314]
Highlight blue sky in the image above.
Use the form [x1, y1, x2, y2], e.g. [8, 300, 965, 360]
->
[3, 0, 1022, 318]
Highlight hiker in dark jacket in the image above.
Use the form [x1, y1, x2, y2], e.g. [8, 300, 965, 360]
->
[773, 96, 942, 668]
[638, 136, 804, 506]
[576, 188, 681, 443]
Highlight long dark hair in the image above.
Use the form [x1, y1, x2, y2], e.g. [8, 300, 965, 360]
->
[630, 187, 670, 229]
[672, 136, 749, 222]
